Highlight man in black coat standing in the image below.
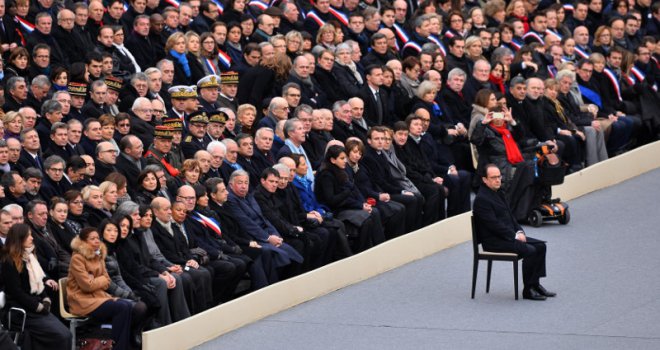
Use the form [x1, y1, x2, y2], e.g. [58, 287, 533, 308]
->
[472, 164, 555, 301]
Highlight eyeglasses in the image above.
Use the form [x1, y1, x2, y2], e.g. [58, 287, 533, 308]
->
[48, 167, 64, 172]
[117, 123, 130, 128]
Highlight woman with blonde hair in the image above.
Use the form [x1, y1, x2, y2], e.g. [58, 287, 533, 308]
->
[592, 26, 614, 56]
[314, 23, 337, 51]
[236, 103, 257, 135]
[3, 111, 23, 139]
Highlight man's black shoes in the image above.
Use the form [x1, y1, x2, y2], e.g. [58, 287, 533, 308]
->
[535, 284, 556, 297]
[522, 287, 547, 301]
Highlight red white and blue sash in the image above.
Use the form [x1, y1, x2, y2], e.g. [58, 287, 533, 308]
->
[204, 58, 218, 75]
[163, 0, 180, 8]
[509, 39, 522, 51]
[602, 67, 622, 101]
[563, 4, 574, 13]
[210, 0, 224, 14]
[15, 16, 34, 33]
[428, 35, 446, 56]
[402, 41, 422, 54]
[248, 0, 268, 11]
[545, 28, 562, 41]
[191, 212, 222, 236]
[328, 7, 348, 26]
[122, 1, 129, 11]
[630, 66, 658, 91]
[523, 31, 544, 43]
[217, 49, 232, 69]
[574, 46, 590, 59]
[306, 10, 325, 27]
[393, 23, 410, 44]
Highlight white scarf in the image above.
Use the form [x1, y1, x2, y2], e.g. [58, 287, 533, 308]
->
[22, 246, 45, 294]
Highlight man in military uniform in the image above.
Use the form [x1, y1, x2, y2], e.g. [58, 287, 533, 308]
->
[197, 75, 221, 114]
[181, 111, 210, 158]
[205, 110, 227, 143]
[67, 82, 87, 123]
[217, 71, 239, 114]
[162, 117, 185, 171]
[145, 125, 181, 178]
[167, 85, 198, 131]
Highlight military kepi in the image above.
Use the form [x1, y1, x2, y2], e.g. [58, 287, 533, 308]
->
[197, 75, 221, 89]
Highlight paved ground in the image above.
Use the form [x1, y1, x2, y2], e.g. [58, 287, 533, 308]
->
[197, 169, 660, 350]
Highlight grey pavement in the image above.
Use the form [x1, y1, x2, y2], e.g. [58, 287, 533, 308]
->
[196, 169, 660, 350]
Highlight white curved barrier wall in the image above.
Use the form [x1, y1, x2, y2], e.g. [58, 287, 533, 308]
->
[143, 141, 660, 350]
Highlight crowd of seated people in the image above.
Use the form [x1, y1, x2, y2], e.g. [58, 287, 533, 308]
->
[0, 0, 658, 348]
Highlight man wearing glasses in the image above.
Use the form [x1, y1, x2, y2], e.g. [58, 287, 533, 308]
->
[39, 155, 71, 204]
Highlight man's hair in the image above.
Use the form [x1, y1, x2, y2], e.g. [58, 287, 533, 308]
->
[509, 76, 526, 88]
[86, 51, 103, 64]
[119, 135, 136, 152]
[31, 75, 51, 89]
[293, 104, 313, 118]
[1, 171, 20, 189]
[370, 33, 387, 46]
[6, 77, 25, 91]
[44, 155, 66, 170]
[23, 167, 43, 180]
[50, 122, 68, 136]
[204, 177, 224, 195]
[26, 199, 47, 215]
[260, 167, 280, 180]
[283, 118, 300, 138]
[41, 99, 62, 116]
[228, 169, 249, 184]
[447, 68, 467, 80]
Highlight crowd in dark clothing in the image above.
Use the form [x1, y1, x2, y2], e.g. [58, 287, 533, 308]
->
[0, 0, 658, 348]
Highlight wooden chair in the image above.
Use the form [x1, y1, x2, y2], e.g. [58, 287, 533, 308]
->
[58, 278, 88, 350]
[471, 216, 522, 300]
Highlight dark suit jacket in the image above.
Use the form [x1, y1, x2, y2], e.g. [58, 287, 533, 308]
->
[358, 84, 392, 126]
[115, 153, 147, 196]
[472, 183, 522, 252]
[17, 149, 42, 173]
[151, 220, 194, 266]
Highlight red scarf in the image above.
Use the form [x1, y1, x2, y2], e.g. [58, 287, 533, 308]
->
[491, 123, 523, 164]
[513, 15, 529, 33]
[489, 74, 505, 94]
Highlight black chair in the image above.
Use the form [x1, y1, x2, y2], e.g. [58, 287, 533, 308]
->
[471, 216, 522, 300]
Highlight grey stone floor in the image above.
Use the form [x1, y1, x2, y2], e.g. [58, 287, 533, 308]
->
[196, 168, 660, 350]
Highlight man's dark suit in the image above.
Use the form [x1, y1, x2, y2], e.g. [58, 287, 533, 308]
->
[472, 183, 547, 290]
[359, 84, 392, 126]
[115, 153, 147, 196]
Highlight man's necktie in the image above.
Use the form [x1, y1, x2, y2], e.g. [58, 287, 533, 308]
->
[374, 91, 383, 125]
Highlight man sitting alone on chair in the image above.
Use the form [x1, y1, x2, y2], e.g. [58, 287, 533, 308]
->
[473, 164, 556, 301]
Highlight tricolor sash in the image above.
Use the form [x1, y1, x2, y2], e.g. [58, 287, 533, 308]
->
[218, 49, 232, 69]
[602, 67, 622, 101]
[204, 58, 218, 75]
[574, 46, 590, 59]
[248, 0, 268, 11]
[630, 66, 658, 91]
[545, 28, 562, 41]
[523, 31, 544, 43]
[392, 23, 410, 44]
[402, 41, 422, 54]
[191, 212, 222, 236]
[210, 0, 224, 14]
[428, 35, 446, 56]
[163, 0, 180, 8]
[306, 10, 325, 27]
[328, 7, 348, 26]
[15, 16, 34, 33]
